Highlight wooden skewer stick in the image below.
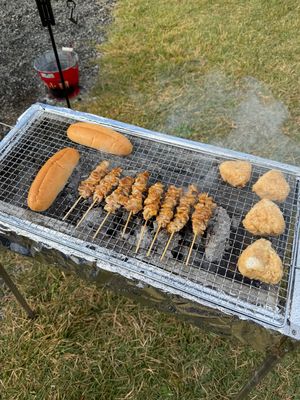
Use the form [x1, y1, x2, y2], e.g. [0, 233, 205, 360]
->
[185, 233, 197, 266]
[135, 221, 147, 254]
[76, 199, 97, 228]
[93, 212, 111, 240]
[122, 211, 133, 237]
[63, 196, 82, 221]
[146, 225, 161, 257]
[160, 232, 174, 261]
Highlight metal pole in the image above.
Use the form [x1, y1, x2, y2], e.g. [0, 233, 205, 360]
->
[0, 263, 35, 319]
[234, 336, 295, 400]
[47, 23, 71, 108]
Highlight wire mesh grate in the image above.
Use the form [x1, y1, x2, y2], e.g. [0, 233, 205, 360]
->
[0, 110, 299, 326]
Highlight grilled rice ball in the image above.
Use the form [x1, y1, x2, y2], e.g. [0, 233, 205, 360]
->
[252, 169, 290, 203]
[243, 199, 285, 236]
[219, 160, 252, 188]
[238, 239, 283, 285]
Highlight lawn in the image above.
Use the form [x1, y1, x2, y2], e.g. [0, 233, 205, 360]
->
[1, 249, 300, 400]
[81, 0, 300, 147]
[1, 0, 300, 399]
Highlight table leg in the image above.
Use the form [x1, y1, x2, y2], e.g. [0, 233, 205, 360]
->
[234, 336, 294, 400]
[0, 263, 35, 319]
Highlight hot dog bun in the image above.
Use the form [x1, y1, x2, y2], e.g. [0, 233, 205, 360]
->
[67, 122, 133, 156]
[28, 147, 80, 212]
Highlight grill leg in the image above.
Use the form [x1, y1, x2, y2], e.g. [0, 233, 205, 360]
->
[234, 336, 295, 400]
[0, 263, 35, 319]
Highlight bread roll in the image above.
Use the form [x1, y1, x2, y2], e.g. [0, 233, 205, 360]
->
[28, 148, 80, 212]
[67, 122, 133, 156]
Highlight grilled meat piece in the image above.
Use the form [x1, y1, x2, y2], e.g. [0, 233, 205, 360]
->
[125, 171, 150, 214]
[167, 184, 198, 234]
[192, 193, 216, 236]
[93, 167, 122, 203]
[78, 160, 110, 198]
[104, 176, 134, 213]
[156, 185, 182, 228]
[143, 182, 164, 221]
[78, 182, 95, 199]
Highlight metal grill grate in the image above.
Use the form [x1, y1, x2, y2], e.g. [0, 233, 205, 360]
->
[0, 108, 299, 327]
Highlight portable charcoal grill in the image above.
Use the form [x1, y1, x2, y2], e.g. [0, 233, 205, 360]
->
[1, 103, 300, 398]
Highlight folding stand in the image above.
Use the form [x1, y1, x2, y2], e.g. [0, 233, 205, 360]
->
[234, 336, 298, 399]
[0, 263, 35, 319]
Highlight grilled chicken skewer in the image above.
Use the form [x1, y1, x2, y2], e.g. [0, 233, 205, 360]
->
[79, 161, 110, 198]
[63, 160, 110, 220]
[76, 167, 122, 228]
[146, 185, 182, 256]
[93, 176, 134, 239]
[135, 182, 164, 253]
[93, 167, 123, 203]
[185, 193, 216, 266]
[161, 184, 198, 260]
[122, 171, 150, 236]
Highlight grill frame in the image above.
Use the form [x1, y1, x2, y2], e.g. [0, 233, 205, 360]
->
[1, 103, 300, 339]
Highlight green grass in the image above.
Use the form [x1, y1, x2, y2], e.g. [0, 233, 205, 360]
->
[79, 0, 300, 143]
[2, 0, 300, 398]
[1, 250, 300, 400]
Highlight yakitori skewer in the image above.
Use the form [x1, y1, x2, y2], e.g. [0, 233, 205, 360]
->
[93, 176, 134, 239]
[135, 182, 164, 253]
[160, 184, 198, 260]
[76, 167, 122, 228]
[122, 171, 149, 236]
[185, 193, 216, 266]
[122, 212, 133, 237]
[63, 160, 109, 220]
[63, 195, 83, 221]
[75, 199, 97, 228]
[160, 232, 175, 261]
[146, 185, 182, 256]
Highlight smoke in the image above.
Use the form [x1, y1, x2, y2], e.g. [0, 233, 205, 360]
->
[163, 72, 239, 142]
[162, 72, 300, 165]
[214, 77, 300, 165]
